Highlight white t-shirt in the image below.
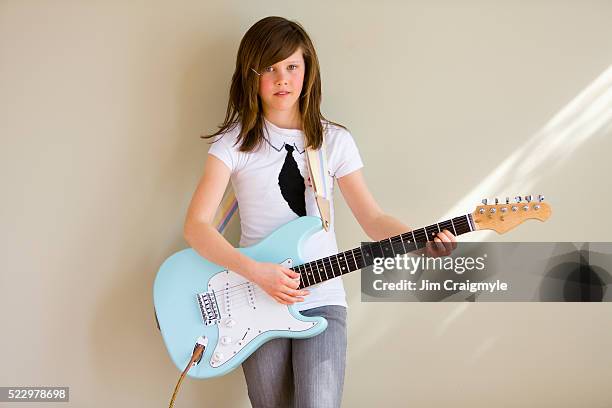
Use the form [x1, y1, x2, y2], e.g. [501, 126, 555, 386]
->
[207, 117, 364, 311]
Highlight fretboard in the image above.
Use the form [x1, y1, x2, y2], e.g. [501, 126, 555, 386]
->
[294, 214, 475, 289]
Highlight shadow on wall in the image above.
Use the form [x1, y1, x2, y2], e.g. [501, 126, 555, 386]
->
[440, 64, 612, 241]
[347, 64, 612, 360]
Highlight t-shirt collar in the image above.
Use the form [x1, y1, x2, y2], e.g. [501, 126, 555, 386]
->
[263, 117, 304, 151]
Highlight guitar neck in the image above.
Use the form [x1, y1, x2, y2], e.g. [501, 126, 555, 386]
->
[294, 214, 476, 289]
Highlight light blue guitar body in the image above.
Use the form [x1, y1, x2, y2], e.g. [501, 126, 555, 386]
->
[153, 216, 328, 379]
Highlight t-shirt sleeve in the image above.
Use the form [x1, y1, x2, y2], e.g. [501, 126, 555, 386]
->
[207, 134, 236, 172]
[332, 129, 364, 178]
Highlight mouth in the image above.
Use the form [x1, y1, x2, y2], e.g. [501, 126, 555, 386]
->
[274, 91, 291, 96]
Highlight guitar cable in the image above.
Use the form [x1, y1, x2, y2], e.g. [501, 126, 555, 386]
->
[169, 340, 206, 408]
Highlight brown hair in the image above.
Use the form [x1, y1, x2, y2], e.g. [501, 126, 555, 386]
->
[201, 16, 346, 151]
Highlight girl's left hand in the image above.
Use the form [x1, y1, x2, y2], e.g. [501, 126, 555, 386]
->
[425, 229, 457, 257]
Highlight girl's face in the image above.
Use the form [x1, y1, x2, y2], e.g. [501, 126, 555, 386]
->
[257, 47, 305, 119]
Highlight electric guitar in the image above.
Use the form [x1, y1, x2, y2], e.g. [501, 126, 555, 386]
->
[153, 195, 551, 379]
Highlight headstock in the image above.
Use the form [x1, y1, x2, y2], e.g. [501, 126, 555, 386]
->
[472, 194, 551, 234]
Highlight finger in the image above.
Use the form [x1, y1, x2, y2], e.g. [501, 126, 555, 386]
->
[275, 293, 294, 305]
[282, 287, 310, 297]
[447, 230, 458, 250]
[425, 241, 436, 257]
[441, 230, 457, 250]
[437, 232, 453, 254]
[273, 295, 290, 305]
[282, 267, 301, 279]
[282, 275, 300, 289]
[276, 292, 301, 304]
[433, 237, 445, 253]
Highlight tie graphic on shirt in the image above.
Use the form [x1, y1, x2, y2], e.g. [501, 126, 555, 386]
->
[278, 144, 306, 216]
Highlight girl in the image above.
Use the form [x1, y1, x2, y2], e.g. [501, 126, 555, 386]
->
[184, 16, 457, 408]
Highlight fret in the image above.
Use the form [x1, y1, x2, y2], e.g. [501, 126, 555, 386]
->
[362, 243, 375, 267]
[320, 258, 328, 283]
[300, 264, 310, 287]
[303, 264, 311, 288]
[374, 241, 384, 262]
[345, 250, 356, 271]
[360, 247, 368, 269]
[294, 266, 299, 289]
[451, 215, 470, 235]
[450, 218, 457, 236]
[330, 255, 339, 277]
[411, 230, 419, 249]
[466, 214, 474, 232]
[351, 248, 360, 270]
[439, 219, 451, 234]
[430, 224, 438, 240]
[335, 254, 344, 276]
[295, 265, 302, 288]
[321, 257, 330, 281]
[402, 233, 414, 254]
[374, 241, 385, 260]
[333, 254, 342, 276]
[304, 262, 313, 286]
[455, 216, 465, 234]
[382, 238, 395, 257]
[436, 222, 441, 233]
[391, 236, 404, 256]
[417, 227, 429, 243]
[307, 261, 316, 285]
[295, 265, 303, 289]
[463, 215, 470, 232]
[321, 257, 329, 281]
[327, 255, 337, 278]
[314, 259, 324, 283]
[328, 255, 337, 277]
[452, 217, 461, 234]
[309, 261, 318, 285]
[327, 255, 337, 279]
[339, 252, 350, 274]
[399, 233, 407, 254]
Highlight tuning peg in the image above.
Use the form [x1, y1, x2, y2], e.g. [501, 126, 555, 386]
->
[538, 194, 545, 202]
[494, 197, 499, 205]
[505, 197, 510, 204]
[515, 196, 522, 203]
[482, 198, 488, 205]
[525, 195, 532, 202]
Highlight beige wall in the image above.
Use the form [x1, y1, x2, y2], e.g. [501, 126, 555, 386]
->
[1, 1, 611, 407]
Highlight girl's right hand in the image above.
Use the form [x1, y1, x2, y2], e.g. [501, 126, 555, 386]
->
[249, 262, 310, 305]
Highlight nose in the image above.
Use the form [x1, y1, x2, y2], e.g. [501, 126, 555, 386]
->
[274, 70, 289, 86]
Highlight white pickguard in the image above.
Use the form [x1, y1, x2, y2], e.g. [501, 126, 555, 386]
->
[205, 258, 317, 367]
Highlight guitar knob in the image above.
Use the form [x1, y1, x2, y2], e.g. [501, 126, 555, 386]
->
[494, 197, 499, 205]
[481, 198, 488, 205]
[225, 319, 236, 328]
[212, 352, 224, 362]
[221, 336, 233, 345]
[505, 197, 510, 204]
[526, 195, 532, 202]
[538, 194, 545, 202]
[515, 196, 522, 203]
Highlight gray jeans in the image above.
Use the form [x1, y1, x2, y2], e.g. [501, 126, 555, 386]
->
[241, 305, 347, 408]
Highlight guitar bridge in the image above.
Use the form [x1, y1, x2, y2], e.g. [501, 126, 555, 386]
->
[197, 292, 220, 326]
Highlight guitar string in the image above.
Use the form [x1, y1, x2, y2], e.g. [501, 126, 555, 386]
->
[201, 216, 471, 316]
[206, 217, 471, 299]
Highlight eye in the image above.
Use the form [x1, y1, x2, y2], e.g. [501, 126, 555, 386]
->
[288, 64, 299, 70]
[264, 66, 274, 73]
